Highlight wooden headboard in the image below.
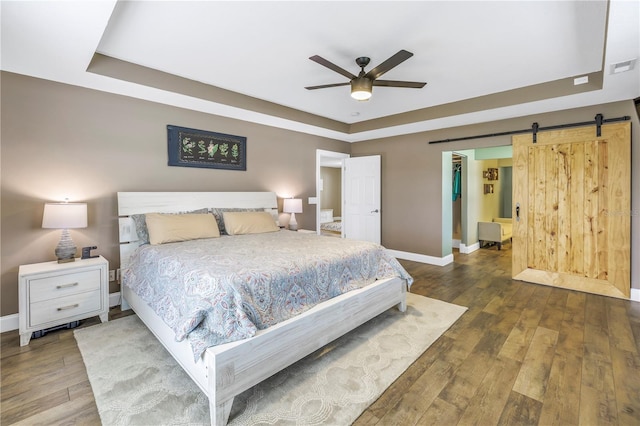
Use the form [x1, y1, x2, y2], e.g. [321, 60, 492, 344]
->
[117, 191, 278, 270]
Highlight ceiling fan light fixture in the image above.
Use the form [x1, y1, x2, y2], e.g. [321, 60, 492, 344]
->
[351, 78, 372, 101]
[306, 50, 425, 99]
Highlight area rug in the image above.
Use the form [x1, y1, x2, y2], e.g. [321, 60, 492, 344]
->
[75, 293, 466, 425]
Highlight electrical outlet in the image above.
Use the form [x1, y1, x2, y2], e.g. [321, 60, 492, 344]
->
[109, 270, 115, 282]
[116, 268, 121, 282]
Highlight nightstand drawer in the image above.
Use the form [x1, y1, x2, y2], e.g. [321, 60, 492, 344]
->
[29, 270, 101, 303]
[19, 256, 109, 346]
[29, 290, 102, 327]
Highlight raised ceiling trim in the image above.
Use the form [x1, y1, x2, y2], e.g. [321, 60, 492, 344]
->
[88, 54, 603, 137]
[350, 71, 604, 133]
[87, 53, 350, 134]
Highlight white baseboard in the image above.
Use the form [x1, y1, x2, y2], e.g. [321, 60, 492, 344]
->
[109, 292, 121, 308]
[631, 288, 640, 303]
[0, 314, 19, 333]
[387, 249, 454, 266]
[452, 239, 461, 249]
[0, 292, 122, 333]
[459, 242, 480, 254]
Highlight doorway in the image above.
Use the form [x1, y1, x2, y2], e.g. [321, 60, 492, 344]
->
[442, 146, 513, 257]
[452, 153, 465, 249]
[316, 150, 349, 236]
[319, 164, 343, 237]
[315, 150, 382, 244]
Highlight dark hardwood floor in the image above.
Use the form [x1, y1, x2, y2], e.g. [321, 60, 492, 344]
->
[2, 245, 639, 425]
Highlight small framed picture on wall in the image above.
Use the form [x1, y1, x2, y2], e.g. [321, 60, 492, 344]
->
[167, 125, 247, 171]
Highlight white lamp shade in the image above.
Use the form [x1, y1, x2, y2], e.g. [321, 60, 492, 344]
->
[42, 203, 88, 229]
[283, 198, 303, 214]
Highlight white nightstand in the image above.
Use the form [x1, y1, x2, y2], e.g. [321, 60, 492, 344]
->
[18, 256, 109, 346]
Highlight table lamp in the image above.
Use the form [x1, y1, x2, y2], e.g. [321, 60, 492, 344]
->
[283, 198, 302, 231]
[42, 202, 87, 263]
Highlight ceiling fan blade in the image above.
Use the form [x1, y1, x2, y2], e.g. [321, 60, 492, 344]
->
[373, 80, 427, 88]
[365, 50, 414, 80]
[309, 55, 356, 80]
[305, 82, 351, 90]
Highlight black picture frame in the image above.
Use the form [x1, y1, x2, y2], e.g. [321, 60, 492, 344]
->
[167, 125, 247, 171]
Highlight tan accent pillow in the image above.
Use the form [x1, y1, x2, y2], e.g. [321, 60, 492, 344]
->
[145, 213, 220, 245]
[223, 211, 280, 235]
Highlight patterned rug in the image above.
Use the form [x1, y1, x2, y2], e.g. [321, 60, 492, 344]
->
[75, 293, 466, 425]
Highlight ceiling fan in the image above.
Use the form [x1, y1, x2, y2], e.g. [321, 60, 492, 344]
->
[305, 49, 426, 101]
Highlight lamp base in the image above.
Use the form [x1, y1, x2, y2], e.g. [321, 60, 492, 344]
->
[288, 212, 298, 231]
[55, 229, 77, 263]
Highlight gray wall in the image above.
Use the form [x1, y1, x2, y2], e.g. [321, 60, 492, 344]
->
[500, 167, 513, 218]
[351, 100, 640, 289]
[2, 71, 639, 317]
[0, 72, 349, 316]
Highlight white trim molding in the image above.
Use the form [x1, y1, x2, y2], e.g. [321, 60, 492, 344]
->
[387, 249, 454, 266]
[1, 314, 19, 333]
[631, 288, 640, 303]
[459, 242, 480, 254]
[109, 292, 121, 308]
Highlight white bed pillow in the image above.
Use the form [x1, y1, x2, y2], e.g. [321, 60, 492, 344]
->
[145, 213, 220, 245]
[223, 211, 280, 235]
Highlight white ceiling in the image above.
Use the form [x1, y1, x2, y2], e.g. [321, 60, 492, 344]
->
[2, 1, 639, 142]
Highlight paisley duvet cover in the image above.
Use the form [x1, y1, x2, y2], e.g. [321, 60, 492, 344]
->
[123, 230, 413, 360]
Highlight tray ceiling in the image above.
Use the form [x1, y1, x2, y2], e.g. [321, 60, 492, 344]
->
[2, 1, 638, 142]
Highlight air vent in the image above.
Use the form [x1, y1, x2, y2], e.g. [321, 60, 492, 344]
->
[610, 59, 637, 74]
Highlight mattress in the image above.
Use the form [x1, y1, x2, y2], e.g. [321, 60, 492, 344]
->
[123, 230, 412, 359]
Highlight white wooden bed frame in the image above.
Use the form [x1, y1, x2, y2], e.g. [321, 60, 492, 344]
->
[117, 192, 407, 425]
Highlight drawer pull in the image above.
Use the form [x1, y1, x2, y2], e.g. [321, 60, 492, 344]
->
[56, 282, 79, 289]
[57, 304, 79, 311]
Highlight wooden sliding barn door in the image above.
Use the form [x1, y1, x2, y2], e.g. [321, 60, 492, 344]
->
[512, 122, 631, 299]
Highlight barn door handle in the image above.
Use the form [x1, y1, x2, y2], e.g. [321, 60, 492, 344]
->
[516, 203, 520, 222]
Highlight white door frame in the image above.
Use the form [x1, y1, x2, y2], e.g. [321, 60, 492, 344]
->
[316, 149, 350, 235]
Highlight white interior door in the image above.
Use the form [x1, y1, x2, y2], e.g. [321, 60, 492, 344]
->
[343, 155, 381, 243]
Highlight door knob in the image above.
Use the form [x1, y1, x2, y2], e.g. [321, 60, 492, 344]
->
[371, 209, 379, 213]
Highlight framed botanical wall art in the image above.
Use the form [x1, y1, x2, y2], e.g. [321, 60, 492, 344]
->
[167, 125, 247, 171]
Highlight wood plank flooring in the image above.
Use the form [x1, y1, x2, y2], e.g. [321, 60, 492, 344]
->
[2, 246, 639, 425]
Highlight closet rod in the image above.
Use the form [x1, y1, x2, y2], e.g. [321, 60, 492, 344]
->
[428, 114, 630, 144]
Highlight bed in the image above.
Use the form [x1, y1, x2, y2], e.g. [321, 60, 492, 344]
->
[319, 208, 342, 235]
[118, 192, 411, 425]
